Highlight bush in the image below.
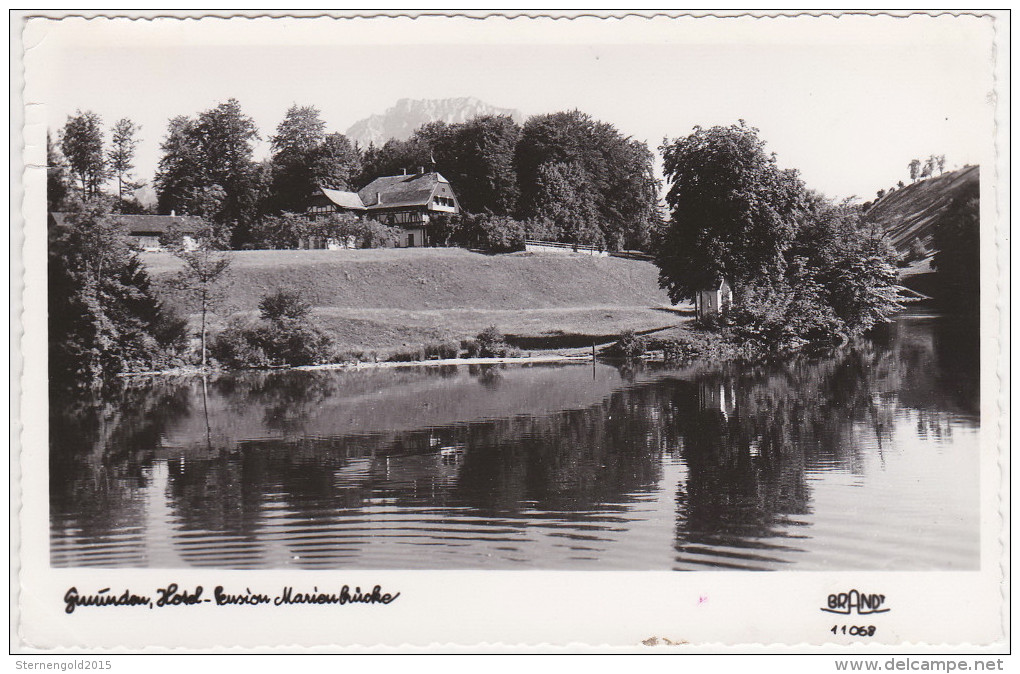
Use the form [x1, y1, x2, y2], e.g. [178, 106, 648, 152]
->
[259, 288, 311, 322]
[423, 341, 460, 360]
[211, 290, 335, 368]
[255, 318, 333, 366]
[476, 326, 505, 354]
[478, 215, 527, 253]
[608, 330, 646, 358]
[660, 336, 707, 365]
[356, 219, 403, 248]
[388, 347, 426, 362]
[461, 339, 482, 358]
[475, 326, 519, 357]
[211, 317, 271, 369]
[330, 349, 364, 364]
[727, 281, 841, 356]
[151, 304, 190, 353]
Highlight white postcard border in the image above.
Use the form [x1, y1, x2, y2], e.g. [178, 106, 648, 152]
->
[12, 10, 1010, 652]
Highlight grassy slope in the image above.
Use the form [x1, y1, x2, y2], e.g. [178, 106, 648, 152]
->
[865, 165, 979, 254]
[144, 248, 684, 353]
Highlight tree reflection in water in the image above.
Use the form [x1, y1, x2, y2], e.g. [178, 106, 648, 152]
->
[49, 313, 979, 569]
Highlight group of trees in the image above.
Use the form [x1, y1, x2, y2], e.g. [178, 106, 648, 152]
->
[48, 201, 189, 387]
[908, 154, 947, 182]
[150, 101, 362, 247]
[361, 110, 660, 251]
[52, 101, 662, 253]
[654, 121, 902, 353]
[267, 105, 362, 214]
[49, 112, 145, 213]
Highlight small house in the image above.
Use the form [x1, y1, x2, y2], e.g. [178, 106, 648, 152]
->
[305, 170, 461, 248]
[695, 278, 733, 320]
[49, 212, 204, 252]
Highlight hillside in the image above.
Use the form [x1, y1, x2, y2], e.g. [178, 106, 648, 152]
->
[346, 97, 523, 147]
[144, 248, 680, 352]
[865, 165, 979, 254]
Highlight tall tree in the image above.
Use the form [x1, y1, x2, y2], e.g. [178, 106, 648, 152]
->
[908, 159, 921, 182]
[310, 132, 361, 191]
[515, 110, 658, 250]
[60, 110, 106, 198]
[155, 116, 204, 216]
[596, 132, 660, 250]
[271, 104, 326, 160]
[181, 184, 227, 222]
[154, 99, 260, 245]
[531, 161, 601, 246]
[46, 131, 70, 212]
[194, 99, 260, 241]
[169, 228, 232, 368]
[791, 198, 901, 335]
[108, 118, 143, 204]
[358, 135, 434, 184]
[654, 121, 804, 303]
[269, 105, 326, 212]
[438, 115, 520, 216]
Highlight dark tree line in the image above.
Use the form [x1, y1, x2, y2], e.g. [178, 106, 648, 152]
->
[147, 101, 662, 251]
[931, 180, 979, 313]
[362, 110, 661, 251]
[53, 100, 662, 252]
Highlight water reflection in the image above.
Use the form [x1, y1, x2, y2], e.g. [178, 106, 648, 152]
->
[50, 312, 980, 570]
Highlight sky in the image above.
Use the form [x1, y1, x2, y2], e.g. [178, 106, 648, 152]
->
[23, 12, 998, 202]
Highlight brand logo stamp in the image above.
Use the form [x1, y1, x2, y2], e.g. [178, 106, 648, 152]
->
[822, 590, 890, 615]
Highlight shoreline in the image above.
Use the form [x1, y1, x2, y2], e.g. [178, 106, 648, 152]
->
[118, 352, 598, 378]
[117, 305, 950, 380]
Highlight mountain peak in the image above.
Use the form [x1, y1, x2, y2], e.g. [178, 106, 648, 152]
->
[347, 98, 522, 147]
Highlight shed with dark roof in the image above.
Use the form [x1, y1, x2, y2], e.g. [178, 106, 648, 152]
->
[49, 212, 205, 251]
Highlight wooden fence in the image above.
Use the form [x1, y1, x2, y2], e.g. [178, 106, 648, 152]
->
[524, 240, 609, 257]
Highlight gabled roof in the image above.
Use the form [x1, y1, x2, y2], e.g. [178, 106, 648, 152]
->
[358, 172, 451, 209]
[319, 187, 367, 211]
[50, 212, 204, 234]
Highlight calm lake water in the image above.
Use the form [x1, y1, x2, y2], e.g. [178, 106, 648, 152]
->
[50, 311, 980, 570]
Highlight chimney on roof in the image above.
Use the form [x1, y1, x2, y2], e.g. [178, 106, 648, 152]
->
[376, 192, 382, 205]
[402, 168, 407, 175]
[170, 209, 175, 217]
[418, 166, 425, 175]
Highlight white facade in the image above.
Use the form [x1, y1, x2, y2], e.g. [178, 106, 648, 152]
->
[695, 279, 733, 319]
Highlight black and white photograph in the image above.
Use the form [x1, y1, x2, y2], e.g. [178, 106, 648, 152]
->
[13, 10, 1007, 653]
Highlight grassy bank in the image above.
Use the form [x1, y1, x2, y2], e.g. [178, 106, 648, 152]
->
[143, 247, 688, 357]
